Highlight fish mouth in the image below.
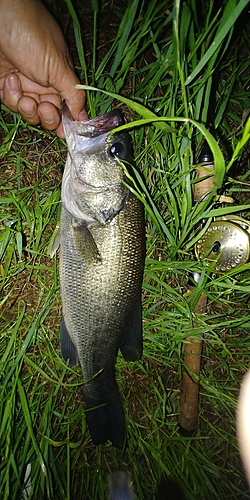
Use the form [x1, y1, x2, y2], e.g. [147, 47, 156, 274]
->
[62, 104, 124, 138]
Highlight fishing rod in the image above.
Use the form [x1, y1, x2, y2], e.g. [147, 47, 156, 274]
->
[179, 143, 215, 435]
[179, 142, 250, 435]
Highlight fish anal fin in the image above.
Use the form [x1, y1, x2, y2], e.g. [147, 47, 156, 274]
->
[120, 300, 143, 362]
[60, 318, 78, 366]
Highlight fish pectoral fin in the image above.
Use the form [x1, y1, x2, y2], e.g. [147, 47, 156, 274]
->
[60, 318, 78, 366]
[119, 299, 143, 362]
[49, 228, 60, 257]
[72, 222, 102, 263]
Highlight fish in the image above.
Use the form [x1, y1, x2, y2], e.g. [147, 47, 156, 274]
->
[59, 105, 145, 448]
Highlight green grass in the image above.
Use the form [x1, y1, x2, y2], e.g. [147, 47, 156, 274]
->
[1, 0, 250, 498]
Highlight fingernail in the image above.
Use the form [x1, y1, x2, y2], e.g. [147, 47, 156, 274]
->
[43, 114, 56, 125]
[8, 74, 20, 92]
[22, 108, 36, 118]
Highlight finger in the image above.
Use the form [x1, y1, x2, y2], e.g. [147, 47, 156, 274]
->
[40, 92, 61, 108]
[37, 101, 61, 130]
[17, 95, 40, 124]
[2, 73, 22, 112]
[17, 73, 59, 96]
[56, 121, 65, 139]
[64, 86, 87, 121]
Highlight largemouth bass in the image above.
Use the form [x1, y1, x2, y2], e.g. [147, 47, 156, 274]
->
[59, 105, 145, 448]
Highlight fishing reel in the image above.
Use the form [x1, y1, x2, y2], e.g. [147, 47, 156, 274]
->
[195, 215, 250, 273]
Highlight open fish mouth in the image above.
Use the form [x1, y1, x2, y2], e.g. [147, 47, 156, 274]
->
[61, 104, 132, 223]
[62, 104, 124, 138]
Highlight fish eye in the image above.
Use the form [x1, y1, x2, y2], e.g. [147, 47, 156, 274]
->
[108, 142, 126, 159]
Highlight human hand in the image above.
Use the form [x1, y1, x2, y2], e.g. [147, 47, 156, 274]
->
[0, 0, 88, 137]
[237, 370, 250, 485]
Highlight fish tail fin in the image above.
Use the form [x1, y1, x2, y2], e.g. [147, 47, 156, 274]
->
[83, 385, 126, 448]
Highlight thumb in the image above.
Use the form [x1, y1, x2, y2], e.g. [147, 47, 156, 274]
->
[58, 68, 87, 121]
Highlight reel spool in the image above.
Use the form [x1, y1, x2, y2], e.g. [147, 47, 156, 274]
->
[195, 215, 250, 273]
